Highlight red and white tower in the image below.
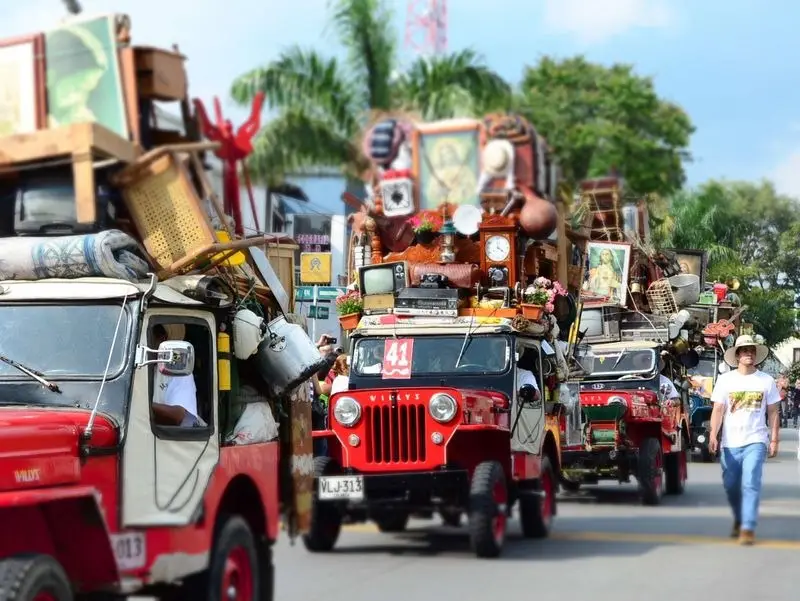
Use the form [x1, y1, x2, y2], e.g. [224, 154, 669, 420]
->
[404, 0, 448, 57]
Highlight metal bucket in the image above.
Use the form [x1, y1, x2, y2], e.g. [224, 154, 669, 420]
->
[255, 314, 327, 398]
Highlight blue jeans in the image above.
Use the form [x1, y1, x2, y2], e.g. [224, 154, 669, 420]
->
[720, 442, 767, 531]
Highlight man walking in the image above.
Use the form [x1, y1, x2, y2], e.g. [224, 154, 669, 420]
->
[708, 335, 780, 546]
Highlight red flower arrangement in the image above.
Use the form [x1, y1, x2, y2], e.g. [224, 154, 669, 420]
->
[407, 210, 443, 234]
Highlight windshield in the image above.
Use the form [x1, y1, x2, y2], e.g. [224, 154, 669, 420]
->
[0, 304, 131, 379]
[352, 334, 511, 376]
[689, 358, 716, 378]
[582, 347, 657, 379]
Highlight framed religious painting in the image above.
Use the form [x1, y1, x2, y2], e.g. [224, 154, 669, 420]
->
[0, 34, 47, 135]
[666, 248, 708, 289]
[45, 13, 129, 139]
[412, 119, 484, 210]
[581, 241, 632, 307]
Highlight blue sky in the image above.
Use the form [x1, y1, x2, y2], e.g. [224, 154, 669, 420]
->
[7, 0, 800, 210]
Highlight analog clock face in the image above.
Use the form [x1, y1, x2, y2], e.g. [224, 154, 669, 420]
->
[485, 235, 510, 262]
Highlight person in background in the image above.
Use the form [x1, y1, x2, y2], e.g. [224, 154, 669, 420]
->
[330, 354, 350, 395]
[708, 335, 780, 546]
[792, 379, 800, 428]
[312, 348, 340, 457]
[659, 354, 681, 405]
[151, 324, 206, 428]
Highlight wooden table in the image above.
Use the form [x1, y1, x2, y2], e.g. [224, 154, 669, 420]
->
[0, 123, 140, 224]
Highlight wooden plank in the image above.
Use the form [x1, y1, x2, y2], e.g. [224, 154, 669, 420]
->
[0, 123, 138, 166]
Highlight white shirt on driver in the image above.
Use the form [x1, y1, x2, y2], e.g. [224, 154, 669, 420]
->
[517, 369, 540, 392]
[155, 370, 206, 427]
[659, 374, 680, 400]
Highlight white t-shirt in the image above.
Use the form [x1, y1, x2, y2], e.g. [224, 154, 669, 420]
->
[155, 371, 204, 427]
[659, 375, 680, 400]
[710, 369, 780, 448]
[517, 369, 541, 392]
[330, 374, 349, 395]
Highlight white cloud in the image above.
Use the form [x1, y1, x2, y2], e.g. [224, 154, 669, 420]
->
[543, 0, 675, 44]
[770, 149, 800, 198]
[0, 1, 329, 119]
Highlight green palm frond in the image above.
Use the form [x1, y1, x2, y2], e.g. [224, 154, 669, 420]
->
[328, 0, 396, 111]
[230, 47, 358, 137]
[246, 109, 364, 184]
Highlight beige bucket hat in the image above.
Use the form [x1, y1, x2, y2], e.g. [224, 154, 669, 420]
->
[723, 334, 768, 367]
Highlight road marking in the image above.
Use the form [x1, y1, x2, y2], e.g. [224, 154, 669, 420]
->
[551, 531, 800, 549]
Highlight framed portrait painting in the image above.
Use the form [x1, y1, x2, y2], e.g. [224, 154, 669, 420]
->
[412, 119, 484, 210]
[45, 14, 129, 139]
[666, 248, 708, 289]
[581, 241, 632, 307]
[0, 34, 46, 136]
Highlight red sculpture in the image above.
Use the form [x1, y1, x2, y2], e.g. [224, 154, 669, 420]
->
[193, 92, 266, 236]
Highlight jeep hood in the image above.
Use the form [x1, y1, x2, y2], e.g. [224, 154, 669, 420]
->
[0, 407, 117, 492]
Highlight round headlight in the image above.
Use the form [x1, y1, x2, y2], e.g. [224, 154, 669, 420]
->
[333, 396, 361, 427]
[429, 393, 457, 423]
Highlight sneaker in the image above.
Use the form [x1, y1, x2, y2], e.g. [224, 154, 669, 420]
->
[730, 522, 741, 538]
[739, 530, 755, 546]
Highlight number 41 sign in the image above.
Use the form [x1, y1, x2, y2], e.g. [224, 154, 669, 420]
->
[382, 338, 414, 379]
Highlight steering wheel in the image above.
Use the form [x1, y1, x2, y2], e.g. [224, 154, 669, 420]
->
[456, 364, 484, 370]
[618, 374, 647, 380]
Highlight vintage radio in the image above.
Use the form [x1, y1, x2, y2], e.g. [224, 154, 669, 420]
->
[394, 287, 462, 317]
[362, 293, 395, 315]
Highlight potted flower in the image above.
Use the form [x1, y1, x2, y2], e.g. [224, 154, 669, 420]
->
[407, 210, 443, 244]
[335, 290, 363, 330]
[522, 277, 568, 320]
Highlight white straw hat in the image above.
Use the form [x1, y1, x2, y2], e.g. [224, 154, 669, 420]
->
[723, 334, 768, 367]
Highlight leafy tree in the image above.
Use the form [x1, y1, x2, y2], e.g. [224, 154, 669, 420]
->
[740, 287, 797, 348]
[229, 0, 511, 184]
[516, 56, 695, 197]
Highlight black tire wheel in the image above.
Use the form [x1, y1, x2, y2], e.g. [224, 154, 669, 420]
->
[302, 456, 343, 552]
[373, 511, 410, 533]
[440, 509, 462, 527]
[637, 437, 665, 506]
[468, 461, 507, 559]
[665, 450, 687, 495]
[0, 555, 72, 601]
[520, 455, 556, 539]
[207, 515, 262, 601]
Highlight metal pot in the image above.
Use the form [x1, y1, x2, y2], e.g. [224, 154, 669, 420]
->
[255, 314, 326, 398]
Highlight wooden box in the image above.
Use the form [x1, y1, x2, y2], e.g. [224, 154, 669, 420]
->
[134, 47, 187, 102]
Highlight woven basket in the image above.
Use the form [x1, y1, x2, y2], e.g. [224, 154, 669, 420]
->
[646, 279, 678, 316]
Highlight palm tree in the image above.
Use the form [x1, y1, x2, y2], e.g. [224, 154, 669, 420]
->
[229, 0, 511, 185]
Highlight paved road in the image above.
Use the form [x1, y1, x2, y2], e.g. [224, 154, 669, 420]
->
[275, 428, 800, 601]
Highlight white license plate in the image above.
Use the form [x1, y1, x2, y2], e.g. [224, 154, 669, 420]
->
[319, 475, 364, 501]
[110, 532, 146, 571]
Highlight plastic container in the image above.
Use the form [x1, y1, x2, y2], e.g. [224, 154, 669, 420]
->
[669, 274, 700, 306]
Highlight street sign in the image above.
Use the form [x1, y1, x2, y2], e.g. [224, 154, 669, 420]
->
[308, 305, 330, 320]
[300, 252, 332, 284]
[295, 286, 345, 302]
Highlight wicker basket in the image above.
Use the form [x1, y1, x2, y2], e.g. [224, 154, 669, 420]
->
[646, 279, 678, 316]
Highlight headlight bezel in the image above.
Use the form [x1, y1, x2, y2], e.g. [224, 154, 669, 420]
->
[429, 392, 458, 423]
[333, 396, 362, 427]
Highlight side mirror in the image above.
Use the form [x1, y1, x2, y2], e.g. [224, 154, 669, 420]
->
[158, 341, 195, 376]
[135, 340, 195, 375]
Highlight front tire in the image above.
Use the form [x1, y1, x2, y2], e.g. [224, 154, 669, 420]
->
[468, 461, 507, 559]
[302, 456, 343, 552]
[520, 455, 556, 538]
[0, 554, 72, 601]
[637, 437, 665, 506]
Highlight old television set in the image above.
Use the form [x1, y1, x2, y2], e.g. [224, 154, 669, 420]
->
[3, 167, 117, 237]
[358, 261, 410, 296]
[578, 305, 622, 343]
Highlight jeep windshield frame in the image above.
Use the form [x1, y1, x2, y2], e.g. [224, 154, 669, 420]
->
[0, 300, 139, 422]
